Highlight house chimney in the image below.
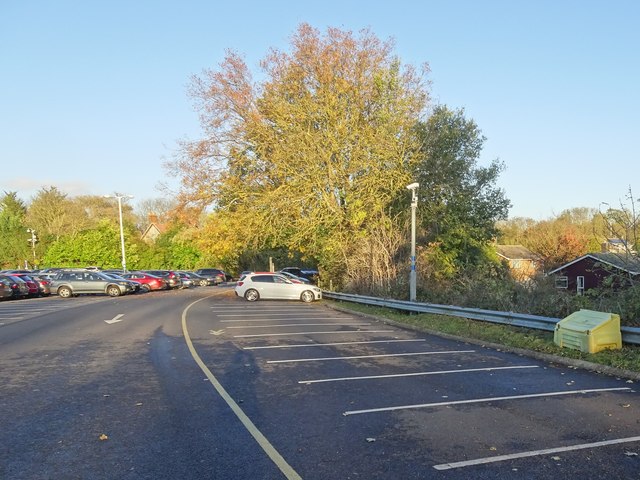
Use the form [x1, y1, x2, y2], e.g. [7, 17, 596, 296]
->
[149, 213, 158, 224]
[601, 242, 609, 253]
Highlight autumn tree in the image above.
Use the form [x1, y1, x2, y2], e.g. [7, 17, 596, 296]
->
[169, 24, 430, 286]
[79, 194, 137, 227]
[134, 198, 178, 231]
[498, 208, 603, 270]
[496, 216, 539, 244]
[25, 187, 91, 243]
[599, 187, 639, 254]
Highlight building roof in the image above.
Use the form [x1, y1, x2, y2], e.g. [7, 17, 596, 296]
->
[495, 245, 539, 261]
[141, 222, 167, 242]
[547, 252, 640, 276]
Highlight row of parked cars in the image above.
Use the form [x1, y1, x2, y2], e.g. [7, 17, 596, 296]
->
[1, 266, 322, 303]
[0, 267, 232, 300]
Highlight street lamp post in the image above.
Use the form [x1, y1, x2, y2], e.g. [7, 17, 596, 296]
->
[105, 194, 134, 272]
[406, 182, 419, 302]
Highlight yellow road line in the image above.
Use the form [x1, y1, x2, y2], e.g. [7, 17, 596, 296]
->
[181, 295, 302, 480]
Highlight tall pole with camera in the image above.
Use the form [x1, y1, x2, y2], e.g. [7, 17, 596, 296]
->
[406, 183, 419, 302]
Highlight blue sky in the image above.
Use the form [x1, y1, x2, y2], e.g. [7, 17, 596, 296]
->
[1, 0, 638, 219]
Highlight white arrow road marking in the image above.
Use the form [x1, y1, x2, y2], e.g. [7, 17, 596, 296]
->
[104, 314, 125, 324]
[210, 329, 226, 336]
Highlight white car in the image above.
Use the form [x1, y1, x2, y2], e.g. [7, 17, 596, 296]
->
[235, 273, 322, 303]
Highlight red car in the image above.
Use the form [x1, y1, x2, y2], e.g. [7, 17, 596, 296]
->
[8, 274, 40, 297]
[121, 272, 168, 292]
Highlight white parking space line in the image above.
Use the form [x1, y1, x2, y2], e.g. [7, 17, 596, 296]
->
[433, 435, 640, 470]
[221, 317, 354, 323]
[217, 313, 348, 317]
[267, 350, 476, 364]
[0, 308, 51, 313]
[210, 307, 307, 311]
[227, 323, 371, 329]
[244, 339, 427, 350]
[343, 387, 633, 416]
[234, 330, 395, 338]
[299, 365, 540, 384]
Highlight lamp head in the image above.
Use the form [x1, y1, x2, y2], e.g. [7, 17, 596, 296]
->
[406, 182, 419, 190]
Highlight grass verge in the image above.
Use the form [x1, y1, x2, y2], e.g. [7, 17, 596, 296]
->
[326, 300, 640, 375]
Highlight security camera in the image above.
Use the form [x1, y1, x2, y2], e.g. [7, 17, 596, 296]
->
[406, 182, 419, 190]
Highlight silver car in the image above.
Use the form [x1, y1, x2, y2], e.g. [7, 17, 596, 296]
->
[50, 270, 133, 298]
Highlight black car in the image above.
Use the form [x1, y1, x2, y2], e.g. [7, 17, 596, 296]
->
[0, 274, 29, 299]
[194, 269, 227, 284]
[182, 271, 216, 287]
[280, 267, 319, 284]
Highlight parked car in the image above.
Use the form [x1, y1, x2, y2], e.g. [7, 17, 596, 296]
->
[235, 273, 322, 303]
[194, 268, 227, 284]
[0, 274, 30, 298]
[7, 273, 40, 297]
[0, 277, 14, 300]
[121, 272, 168, 292]
[176, 272, 195, 288]
[278, 270, 311, 284]
[29, 274, 52, 296]
[49, 270, 134, 298]
[102, 272, 142, 293]
[279, 267, 319, 284]
[185, 272, 217, 287]
[142, 270, 183, 289]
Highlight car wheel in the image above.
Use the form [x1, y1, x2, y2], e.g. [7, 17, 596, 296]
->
[300, 290, 315, 303]
[107, 285, 122, 297]
[199, 279, 208, 287]
[58, 286, 72, 298]
[244, 289, 259, 302]
[140, 284, 151, 293]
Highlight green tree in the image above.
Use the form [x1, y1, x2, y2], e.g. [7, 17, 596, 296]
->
[413, 106, 511, 277]
[0, 192, 29, 268]
[25, 186, 91, 244]
[170, 24, 431, 287]
[135, 226, 202, 269]
[42, 220, 140, 268]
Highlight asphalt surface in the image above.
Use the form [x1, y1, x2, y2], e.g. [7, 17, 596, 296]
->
[1, 287, 639, 479]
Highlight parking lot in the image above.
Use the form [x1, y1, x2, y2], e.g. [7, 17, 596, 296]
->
[2, 289, 639, 479]
[184, 295, 640, 478]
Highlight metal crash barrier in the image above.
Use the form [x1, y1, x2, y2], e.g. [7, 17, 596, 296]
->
[322, 291, 640, 346]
